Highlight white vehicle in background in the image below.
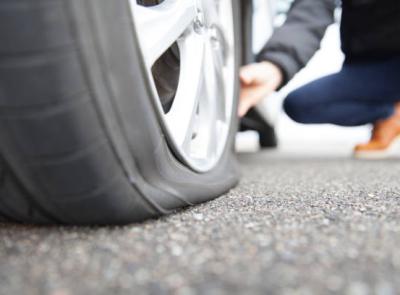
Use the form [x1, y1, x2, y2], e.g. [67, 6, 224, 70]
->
[240, 0, 296, 150]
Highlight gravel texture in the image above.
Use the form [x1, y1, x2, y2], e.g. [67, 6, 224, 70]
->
[1, 151, 400, 295]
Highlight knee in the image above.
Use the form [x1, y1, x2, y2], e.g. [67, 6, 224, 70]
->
[283, 90, 311, 123]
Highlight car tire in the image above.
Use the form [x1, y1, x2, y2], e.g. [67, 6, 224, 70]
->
[0, 0, 240, 225]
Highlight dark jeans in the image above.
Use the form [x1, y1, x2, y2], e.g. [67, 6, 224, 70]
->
[283, 56, 400, 126]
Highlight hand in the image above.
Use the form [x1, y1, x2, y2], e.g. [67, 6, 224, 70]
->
[238, 61, 284, 117]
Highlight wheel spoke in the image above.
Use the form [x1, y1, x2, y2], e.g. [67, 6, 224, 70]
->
[196, 41, 223, 159]
[165, 33, 205, 147]
[131, 0, 198, 66]
[204, 36, 226, 122]
[212, 44, 227, 121]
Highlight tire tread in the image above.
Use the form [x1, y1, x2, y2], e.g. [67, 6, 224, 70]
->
[0, 0, 157, 224]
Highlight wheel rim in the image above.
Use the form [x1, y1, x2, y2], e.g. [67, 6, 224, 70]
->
[129, 0, 236, 172]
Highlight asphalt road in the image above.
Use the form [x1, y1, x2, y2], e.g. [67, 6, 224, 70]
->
[1, 151, 400, 295]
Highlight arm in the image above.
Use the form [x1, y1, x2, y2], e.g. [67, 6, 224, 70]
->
[257, 0, 336, 85]
[238, 0, 336, 117]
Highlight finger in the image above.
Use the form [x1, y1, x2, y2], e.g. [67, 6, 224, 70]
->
[238, 85, 274, 117]
[238, 90, 261, 117]
[238, 99, 252, 117]
[240, 65, 257, 85]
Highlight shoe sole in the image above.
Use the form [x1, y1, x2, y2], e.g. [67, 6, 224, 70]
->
[354, 135, 400, 160]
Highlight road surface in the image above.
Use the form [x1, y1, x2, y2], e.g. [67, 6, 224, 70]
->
[1, 150, 400, 295]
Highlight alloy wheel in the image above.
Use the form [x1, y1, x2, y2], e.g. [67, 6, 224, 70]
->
[130, 0, 236, 172]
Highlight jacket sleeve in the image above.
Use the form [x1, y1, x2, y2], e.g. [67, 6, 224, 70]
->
[256, 0, 336, 85]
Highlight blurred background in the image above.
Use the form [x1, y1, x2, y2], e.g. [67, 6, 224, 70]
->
[236, 0, 371, 156]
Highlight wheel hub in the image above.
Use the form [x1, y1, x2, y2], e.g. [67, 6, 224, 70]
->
[193, 9, 206, 34]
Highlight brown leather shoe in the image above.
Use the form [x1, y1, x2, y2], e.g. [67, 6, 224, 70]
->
[354, 103, 400, 159]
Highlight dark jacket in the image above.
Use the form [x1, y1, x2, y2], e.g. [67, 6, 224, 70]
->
[257, 0, 400, 85]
